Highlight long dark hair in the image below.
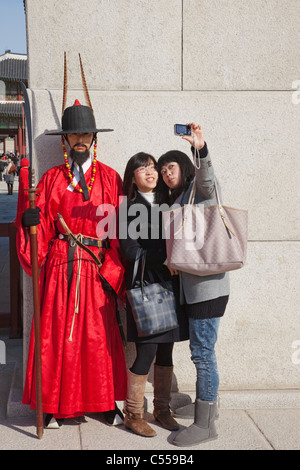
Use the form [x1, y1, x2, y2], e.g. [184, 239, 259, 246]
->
[156, 150, 195, 205]
[123, 152, 157, 201]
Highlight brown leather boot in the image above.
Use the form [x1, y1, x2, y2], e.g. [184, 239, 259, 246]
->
[153, 365, 180, 431]
[124, 370, 156, 437]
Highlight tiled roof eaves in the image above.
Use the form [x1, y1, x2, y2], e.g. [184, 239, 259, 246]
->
[0, 101, 23, 117]
[0, 59, 28, 81]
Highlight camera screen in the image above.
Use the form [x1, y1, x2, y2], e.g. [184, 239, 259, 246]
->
[175, 124, 191, 135]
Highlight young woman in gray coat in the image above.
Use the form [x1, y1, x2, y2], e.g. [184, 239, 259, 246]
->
[157, 123, 229, 447]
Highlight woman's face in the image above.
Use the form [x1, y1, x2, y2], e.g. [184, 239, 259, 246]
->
[160, 161, 182, 189]
[133, 159, 158, 193]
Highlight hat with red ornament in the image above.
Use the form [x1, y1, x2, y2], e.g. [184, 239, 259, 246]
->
[45, 53, 113, 135]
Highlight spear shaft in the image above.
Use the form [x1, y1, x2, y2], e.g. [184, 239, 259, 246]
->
[20, 82, 43, 439]
[28, 188, 43, 439]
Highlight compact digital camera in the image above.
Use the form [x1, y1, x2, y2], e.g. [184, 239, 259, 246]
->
[174, 124, 191, 136]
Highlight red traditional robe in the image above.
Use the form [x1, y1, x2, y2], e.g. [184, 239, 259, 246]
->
[16, 160, 127, 418]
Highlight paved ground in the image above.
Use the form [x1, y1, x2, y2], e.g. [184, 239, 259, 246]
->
[0, 178, 299, 452]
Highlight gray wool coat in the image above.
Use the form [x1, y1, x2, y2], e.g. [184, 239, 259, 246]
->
[174, 149, 230, 305]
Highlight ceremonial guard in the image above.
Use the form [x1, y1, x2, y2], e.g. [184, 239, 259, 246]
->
[16, 56, 127, 429]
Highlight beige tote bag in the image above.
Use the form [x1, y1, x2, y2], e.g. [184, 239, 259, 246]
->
[163, 178, 248, 276]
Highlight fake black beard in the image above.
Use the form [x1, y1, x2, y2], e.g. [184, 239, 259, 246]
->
[70, 147, 90, 166]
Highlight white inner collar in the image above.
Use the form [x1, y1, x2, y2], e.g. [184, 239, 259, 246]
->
[137, 190, 156, 206]
[67, 154, 92, 191]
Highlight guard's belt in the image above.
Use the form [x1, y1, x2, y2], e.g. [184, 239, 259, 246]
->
[57, 233, 109, 250]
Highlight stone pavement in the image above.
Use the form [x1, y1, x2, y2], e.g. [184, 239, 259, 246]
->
[0, 179, 299, 451]
[0, 332, 299, 452]
[0, 178, 19, 221]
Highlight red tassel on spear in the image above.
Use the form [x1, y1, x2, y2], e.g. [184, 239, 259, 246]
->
[20, 82, 43, 440]
[15, 158, 29, 226]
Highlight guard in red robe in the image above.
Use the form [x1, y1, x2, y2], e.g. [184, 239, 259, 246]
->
[16, 74, 127, 428]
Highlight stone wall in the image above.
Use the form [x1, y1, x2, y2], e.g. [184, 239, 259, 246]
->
[23, 0, 300, 404]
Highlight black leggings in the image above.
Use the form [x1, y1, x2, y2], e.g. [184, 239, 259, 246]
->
[130, 342, 174, 375]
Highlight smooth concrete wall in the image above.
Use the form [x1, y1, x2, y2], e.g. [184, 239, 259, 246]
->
[22, 0, 300, 403]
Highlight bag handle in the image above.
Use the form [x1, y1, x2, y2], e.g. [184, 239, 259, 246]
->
[146, 266, 171, 292]
[131, 247, 145, 288]
[191, 141, 236, 236]
[131, 249, 149, 300]
[191, 141, 223, 207]
[131, 249, 171, 295]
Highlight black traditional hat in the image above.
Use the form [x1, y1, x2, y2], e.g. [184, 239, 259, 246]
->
[45, 53, 113, 135]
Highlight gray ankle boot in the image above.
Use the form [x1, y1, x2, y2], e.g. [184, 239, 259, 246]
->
[174, 402, 195, 419]
[174, 395, 219, 420]
[172, 399, 218, 447]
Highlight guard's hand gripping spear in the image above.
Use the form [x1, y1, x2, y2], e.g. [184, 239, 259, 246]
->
[20, 82, 43, 439]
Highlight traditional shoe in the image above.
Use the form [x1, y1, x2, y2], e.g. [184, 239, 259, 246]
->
[45, 414, 64, 429]
[103, 403, 124, 426]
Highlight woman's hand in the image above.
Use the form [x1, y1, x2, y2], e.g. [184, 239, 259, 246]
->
[167, 264, 178, 276]
[182, 123, 205, 150]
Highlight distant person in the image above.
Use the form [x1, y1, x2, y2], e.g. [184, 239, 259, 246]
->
[3, 158, 16, 195]
[0, 158, 5, 181]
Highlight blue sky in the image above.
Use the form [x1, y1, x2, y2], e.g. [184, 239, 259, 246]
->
[0, 0, 27, 55]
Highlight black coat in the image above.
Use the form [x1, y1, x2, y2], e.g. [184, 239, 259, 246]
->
[119, 192, 189, 343]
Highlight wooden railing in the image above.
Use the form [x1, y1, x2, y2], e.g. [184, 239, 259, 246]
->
[0, 222, 22, 338]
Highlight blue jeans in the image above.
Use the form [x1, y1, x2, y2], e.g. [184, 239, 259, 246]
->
[188, 317, 220, 402]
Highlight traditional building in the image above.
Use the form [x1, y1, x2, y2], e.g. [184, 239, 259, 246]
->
[0, 50, 27, 155]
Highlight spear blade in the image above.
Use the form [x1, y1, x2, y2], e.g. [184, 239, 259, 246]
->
[20, 82, 32, 167]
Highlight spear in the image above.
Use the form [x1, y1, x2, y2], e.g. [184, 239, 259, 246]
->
[20, 82, 43, 439]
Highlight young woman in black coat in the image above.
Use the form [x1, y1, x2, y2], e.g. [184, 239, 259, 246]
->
[119, 152, 188, 438]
